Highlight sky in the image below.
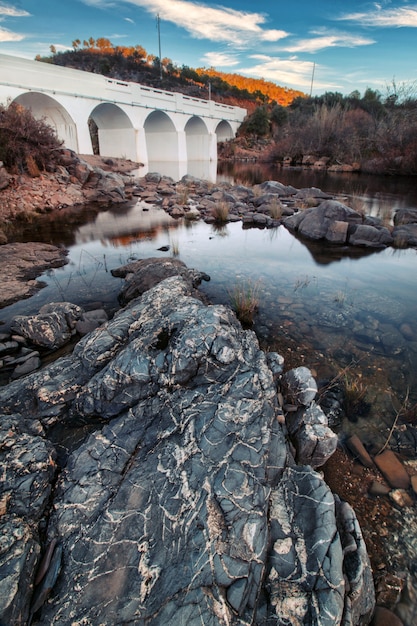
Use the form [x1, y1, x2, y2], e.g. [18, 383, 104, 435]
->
[1, 0, 416, 96]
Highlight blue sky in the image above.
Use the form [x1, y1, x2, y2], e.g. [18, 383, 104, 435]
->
[1, 0, 416, 95]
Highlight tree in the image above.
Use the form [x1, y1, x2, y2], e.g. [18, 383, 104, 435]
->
[240, 106, 270, 137]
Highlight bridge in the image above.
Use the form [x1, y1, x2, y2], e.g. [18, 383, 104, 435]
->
[0, 54, 246, 179]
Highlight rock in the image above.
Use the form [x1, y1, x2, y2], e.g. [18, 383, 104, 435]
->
[392, 223, 417, 248]
[368, 481, 391, 496]
[112, 257, 210, 306]
[284, 200, 363, 242]
[11, 302, 83, 350]
[389, 489, 414, 508]
[0, 269, 375, 625]
[11, 354, 41, 378]
[0, 243, 68, 308]
[346, 434, 374, 468]
[0, 163, 11, 189]
[281, 365, 318, 406]
[393, 208, 417, 226]
[285, 402, 338, 467]
[374, 450, 411, 489]
[348, 224, 394, 248]
[0, 414, 57, 625]
[411, 475, 417, 495]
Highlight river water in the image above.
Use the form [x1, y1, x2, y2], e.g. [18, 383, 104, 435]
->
[2, 162, 417, 449]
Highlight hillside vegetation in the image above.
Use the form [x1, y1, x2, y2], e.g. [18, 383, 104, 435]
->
[36, 38, 304, 112]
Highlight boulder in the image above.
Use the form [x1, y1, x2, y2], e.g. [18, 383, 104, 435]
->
[393, 208, 417, 226]
[281, 365, 318, 406]
[348, 224, 393, 248]
[392, 223, 417, 248]
[0, 265, 375, 625]
[11, 302, 83, 350]
[0, 414, 57, 624]
[285, 401, 338, 467]
[112, 257, 210, 306]
[284, 200, 363, 242]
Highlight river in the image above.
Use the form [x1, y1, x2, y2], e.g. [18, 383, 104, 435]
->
[1, 162, 417, 451]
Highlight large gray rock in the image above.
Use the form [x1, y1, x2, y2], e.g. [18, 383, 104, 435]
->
[348, 224, 393, 248]
[0, 414, 57, 624]
[0, 267, 375, 625]
[112, 256, 210, 305]
[284, 200, 362, 242]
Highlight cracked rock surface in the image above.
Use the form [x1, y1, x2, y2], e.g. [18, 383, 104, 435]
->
[0, 265, 374, 625]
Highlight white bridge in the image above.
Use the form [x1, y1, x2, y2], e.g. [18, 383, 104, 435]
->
[0, 54, 246, 179]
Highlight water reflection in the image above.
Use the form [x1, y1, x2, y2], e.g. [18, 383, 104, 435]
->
[137, 159, 217, 182]
[1, 170, 417, 449]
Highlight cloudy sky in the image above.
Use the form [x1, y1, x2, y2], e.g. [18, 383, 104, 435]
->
[1, 0, 416, 95]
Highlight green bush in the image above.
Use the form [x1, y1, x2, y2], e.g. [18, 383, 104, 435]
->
[0, 100, 62, 174]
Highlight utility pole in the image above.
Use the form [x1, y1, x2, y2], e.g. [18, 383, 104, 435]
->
[156, 13, 162, 81]
[309, 62, 315, 97]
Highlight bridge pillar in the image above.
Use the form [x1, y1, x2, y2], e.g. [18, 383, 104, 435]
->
[208, 132, 218, 162]
[135, 127, 148, 167]
[177, 130, 187, 163]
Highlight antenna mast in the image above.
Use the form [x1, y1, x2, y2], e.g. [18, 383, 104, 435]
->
[309, 62, 315, 97]
[156, 13, 162, 81]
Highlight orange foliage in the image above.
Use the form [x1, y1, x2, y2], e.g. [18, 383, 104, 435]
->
[196, 67, 305, 106]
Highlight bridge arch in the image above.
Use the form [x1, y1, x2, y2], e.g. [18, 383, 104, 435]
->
[89, 103, 136, 161]
[13, 92, 78, 152]
[184, 116, 210, 161]
[144, 110, 178, 162]
[215, 120, 234, 142]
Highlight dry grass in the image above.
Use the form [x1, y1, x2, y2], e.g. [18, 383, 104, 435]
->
[211, 201, 230, 223]
[268, 196, 283, 219]
[229, 278, 261, 327]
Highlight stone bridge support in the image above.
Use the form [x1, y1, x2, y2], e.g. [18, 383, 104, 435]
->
[0, 54, 246, 179]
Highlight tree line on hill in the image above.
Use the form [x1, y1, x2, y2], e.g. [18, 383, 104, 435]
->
[36, 38, 304, 112]
[238, 84, 417, 174]
[27, 38, 417, 176]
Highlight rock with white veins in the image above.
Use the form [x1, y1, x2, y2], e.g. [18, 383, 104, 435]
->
[0, 262, 375, 625]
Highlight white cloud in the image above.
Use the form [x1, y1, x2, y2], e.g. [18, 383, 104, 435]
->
[239, 54, 316, 90]
[339, 5, 417, 27]
[200, 51, 239, 67]
[124, 17, 135, 24]
[0, 25, 25, 41]
[283, 30, 375, 53]
[108, 0, 289, 45]
[0, 3, 30, 18]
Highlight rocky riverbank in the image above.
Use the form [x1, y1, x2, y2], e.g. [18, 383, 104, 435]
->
[1, 157, 417, 625]
[0, 258, 375, 625]
[0, 258, 416, 625]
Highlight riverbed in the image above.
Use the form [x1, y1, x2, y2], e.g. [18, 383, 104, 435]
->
[1, 164, 417, 451]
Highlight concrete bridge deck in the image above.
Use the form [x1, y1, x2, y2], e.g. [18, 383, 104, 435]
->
[0, 54, 246, 178]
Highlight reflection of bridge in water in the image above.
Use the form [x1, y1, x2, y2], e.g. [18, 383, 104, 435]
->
[0, 54, 246, 179]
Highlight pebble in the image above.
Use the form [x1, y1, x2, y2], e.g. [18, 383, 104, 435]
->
[368, 481, 390, 497]
[373, 449, 411, 489]
[346, 433, 374, 468]
[389, 489, 414, 508]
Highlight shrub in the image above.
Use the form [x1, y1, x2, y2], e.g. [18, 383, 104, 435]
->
[0, 100, 62, 174]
